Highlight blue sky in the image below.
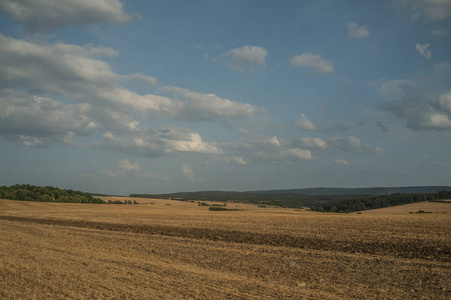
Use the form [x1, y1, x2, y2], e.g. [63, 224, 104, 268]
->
[0, 0, 450, 195]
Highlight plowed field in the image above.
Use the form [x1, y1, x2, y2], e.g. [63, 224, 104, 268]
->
[0, 198, 450, 299]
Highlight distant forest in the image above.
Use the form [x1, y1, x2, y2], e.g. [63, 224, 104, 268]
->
[131, 187, 451, 212]
[0, 184, 105, 204]
[2, 184, 450, 212]
[310, 191, 451, 213]
[129, 191, 361, 208]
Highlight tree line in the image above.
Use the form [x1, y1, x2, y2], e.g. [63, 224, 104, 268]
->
[0, 184, 105, 204]
[310, 190, 451, 213]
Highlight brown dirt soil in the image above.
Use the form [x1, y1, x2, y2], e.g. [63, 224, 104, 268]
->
[0, 198, 450, 299]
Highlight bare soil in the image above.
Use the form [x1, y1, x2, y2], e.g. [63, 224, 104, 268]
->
[0, 198, 450, 299]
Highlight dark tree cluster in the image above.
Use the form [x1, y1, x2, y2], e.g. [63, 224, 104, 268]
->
[0, 184, 105, 204]
[310, 191, 451, 213]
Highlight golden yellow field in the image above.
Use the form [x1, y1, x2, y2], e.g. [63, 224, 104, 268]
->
[1, 197, 450, 299]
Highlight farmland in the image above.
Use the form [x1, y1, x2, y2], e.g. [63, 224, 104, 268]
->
[0, 197, 450, 299]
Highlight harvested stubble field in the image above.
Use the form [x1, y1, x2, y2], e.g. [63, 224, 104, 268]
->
[0, 197, 450, 299]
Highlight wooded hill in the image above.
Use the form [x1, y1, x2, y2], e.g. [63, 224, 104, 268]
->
[130, 186, 451, 211]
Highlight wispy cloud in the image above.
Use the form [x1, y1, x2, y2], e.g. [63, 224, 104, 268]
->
[182, 163, 203, 182]
[393, 0, 451, 21]
[415, 43, 432, 59]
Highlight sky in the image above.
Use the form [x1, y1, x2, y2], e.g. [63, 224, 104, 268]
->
[0, 0, 450, 195]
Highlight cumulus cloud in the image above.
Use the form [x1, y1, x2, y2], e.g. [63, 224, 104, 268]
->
[378, 82, 451, 131]
[0, 95, 96, 147]
[393, 0, 451, 21]
[0, 34, 263, 155]
[101, 127, 222, 158]
[118, 159, 140, 173]
[280, 148, 313, 161]
[295, 137, 328, 149]
[0, 0, 132, 31]
[216, 46, 267, 72]
[0, 35, 262, 126]
[347, 22, 370, 39]
[295, 114, 317, 130]
[291, 52, 334, 74]
[415, 43, 432, 59]
[159, 127, 223, 154]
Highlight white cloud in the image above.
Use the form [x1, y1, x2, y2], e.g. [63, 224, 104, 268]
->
[290, 52, 334, 74]
[0, 95, 96, 146]
[0, 0, 132, 31]
[101, 127, 222, 157]
[347, 22, 370, 39]
[227, 134, 383, 164]
[280, 148, 313, 161]
[393, 0, 451, 21]
[295, 114, 317, 130]
[159, 127, 223, 154]
[268, 136, 281, 147]
[0, 35, 264, 153]
[296, 137, 328, 149]
[0, 35, 262, 125]
[438, 91, 451, 114]
[415, 43, 432, 59]
[295, 136, 384, 154]
[334, 159, 349, 166]
[118, 159, 140, 173]
[231, 157, 247, 165]
[217, 46, 267, 72]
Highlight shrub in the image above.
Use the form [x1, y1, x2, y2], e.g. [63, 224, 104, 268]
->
[208, 207, 242, 211]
